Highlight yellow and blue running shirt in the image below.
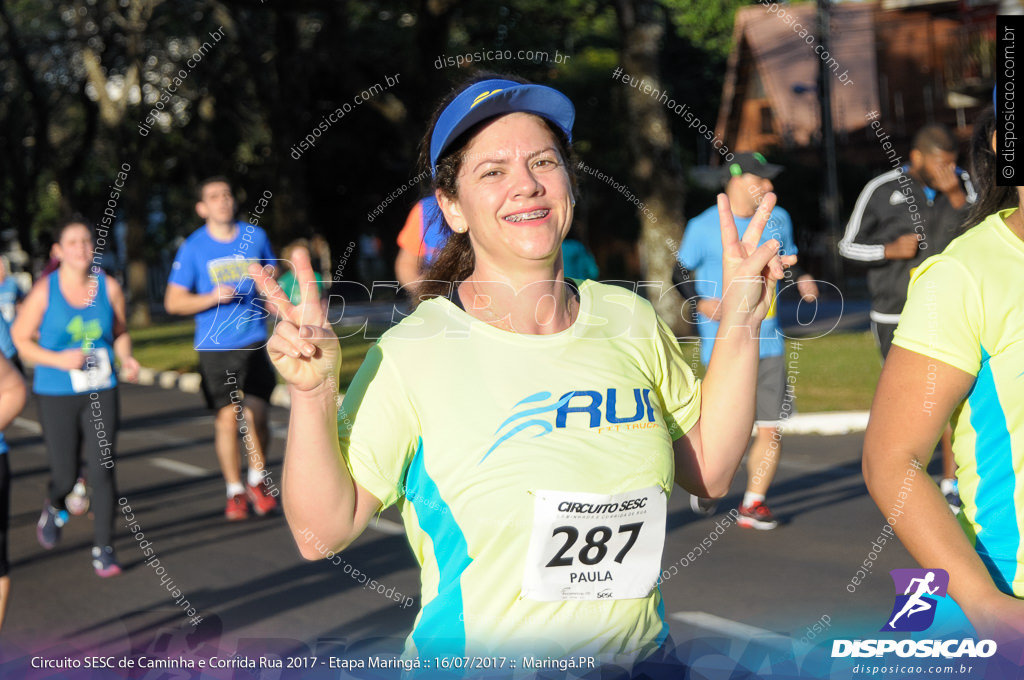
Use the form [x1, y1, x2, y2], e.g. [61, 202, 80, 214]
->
[338, 280, 701, 662]
[893, 209, 1024, 598]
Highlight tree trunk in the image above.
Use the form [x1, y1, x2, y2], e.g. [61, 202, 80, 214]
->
[121, 8, 151, 326]
[613, 0, 688, 335]
[124, 187, 150, 326]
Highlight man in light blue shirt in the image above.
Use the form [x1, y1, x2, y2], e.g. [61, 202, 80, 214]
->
[678, 153, 818, 530]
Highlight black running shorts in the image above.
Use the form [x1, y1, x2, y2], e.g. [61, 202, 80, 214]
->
[197, 343, 277, 410]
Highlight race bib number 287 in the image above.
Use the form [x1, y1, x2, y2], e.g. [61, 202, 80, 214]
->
[521, 486, 666, 602]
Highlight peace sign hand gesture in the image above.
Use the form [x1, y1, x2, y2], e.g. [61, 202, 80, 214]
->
[717, 192, 796, 325]
[248, 247, 341, 394]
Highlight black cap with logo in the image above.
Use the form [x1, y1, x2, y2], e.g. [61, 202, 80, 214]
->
[725, 152, 784, 181]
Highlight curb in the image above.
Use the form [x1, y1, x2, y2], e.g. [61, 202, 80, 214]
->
[778, 411, 869, 435]
[125, 368, 293, 408]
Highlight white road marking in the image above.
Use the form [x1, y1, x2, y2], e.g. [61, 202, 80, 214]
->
[16, 414, 401, 536]
[370, 518, 405, 535]
[670, 611, 786, 642]
[13, 417, 42, 434]
[149, 457, 213, 477]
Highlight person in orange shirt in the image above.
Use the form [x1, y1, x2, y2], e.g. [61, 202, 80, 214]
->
[394, 196, 447, 291]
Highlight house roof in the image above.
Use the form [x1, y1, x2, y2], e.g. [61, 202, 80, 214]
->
[716, 2, 880, 148]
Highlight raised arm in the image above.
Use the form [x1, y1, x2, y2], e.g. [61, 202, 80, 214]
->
[673, 193, 795, 497]
[163, 282, 235, 316]
[0, 354, 26, 430]
[839, 177, 921, 263]
[106, 277, 140, 382]
[249, 247, 381, 558]
[11, 278, 85, 372]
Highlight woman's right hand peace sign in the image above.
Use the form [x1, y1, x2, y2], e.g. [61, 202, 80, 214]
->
[249, 247, 341, 394]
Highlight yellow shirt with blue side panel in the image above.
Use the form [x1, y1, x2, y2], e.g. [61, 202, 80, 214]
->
[893, 209, 1024, 598]
[338, 281, 701, 663]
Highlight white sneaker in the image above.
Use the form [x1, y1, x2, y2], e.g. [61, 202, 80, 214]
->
[65, 478, 90, 516]
[689, 494, 718, 517]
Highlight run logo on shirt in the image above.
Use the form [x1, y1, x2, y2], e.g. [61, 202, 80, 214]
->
[203, 256, 268, 347]
[66, 316, 102, 344]
[208, 257, 256, 290]
[481, 388, 657, 464]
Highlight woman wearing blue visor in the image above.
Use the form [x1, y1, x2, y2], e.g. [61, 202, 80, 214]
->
[251, 75, 793, 673]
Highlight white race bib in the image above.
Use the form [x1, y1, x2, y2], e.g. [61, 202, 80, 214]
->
[70, 347, 113, 393]
[521, 486, 666, 601]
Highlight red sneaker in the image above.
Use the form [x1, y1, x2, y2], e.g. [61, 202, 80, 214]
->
[246, 481, 279, 516]
[225, 493, 249, 521]
[737, 500, 779, 530]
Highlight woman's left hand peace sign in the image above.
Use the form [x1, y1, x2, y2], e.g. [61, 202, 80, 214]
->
[717, 191, 796, 324]
[248, 247, 341, 394]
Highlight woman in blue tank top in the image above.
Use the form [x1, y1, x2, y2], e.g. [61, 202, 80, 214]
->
[11, 219, 139, 577]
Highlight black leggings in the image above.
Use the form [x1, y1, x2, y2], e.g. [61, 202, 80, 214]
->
[37, 389, 120, 547]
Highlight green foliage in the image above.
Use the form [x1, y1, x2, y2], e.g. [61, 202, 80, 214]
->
[682, 332, 881, 412]
[790, 332, 882, 412]
[663, 0, 747, 61]
[130, 320, 378, 383]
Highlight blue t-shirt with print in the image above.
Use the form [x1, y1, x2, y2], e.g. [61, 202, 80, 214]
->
[0, 314, 15, 360]
[678, 204, 797, 365]
[0, 278, 23, 324]
[168, 223, 275, 351]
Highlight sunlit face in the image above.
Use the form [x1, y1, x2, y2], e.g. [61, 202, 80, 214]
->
[196, 181, 236, 226]
[729, 172, 773, 215]
[438, 113, 574, 273]
[55, 223, 94, 272]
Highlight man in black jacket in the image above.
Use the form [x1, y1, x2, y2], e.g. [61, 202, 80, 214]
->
[840, 124, 974, 355]
[840, 123, 974, 510]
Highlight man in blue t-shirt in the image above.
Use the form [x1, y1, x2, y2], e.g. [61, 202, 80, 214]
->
[678, 153, 818, 530]
[165, 177, 279, 521]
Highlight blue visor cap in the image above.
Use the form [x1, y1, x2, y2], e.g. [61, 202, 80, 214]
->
[429, 79, 575, 175]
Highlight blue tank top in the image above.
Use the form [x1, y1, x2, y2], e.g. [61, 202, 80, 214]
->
[33, 271, 118, 396]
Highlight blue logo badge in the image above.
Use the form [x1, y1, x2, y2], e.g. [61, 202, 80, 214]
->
[480, 391, 574, 464]
[882, 568, 949, 632]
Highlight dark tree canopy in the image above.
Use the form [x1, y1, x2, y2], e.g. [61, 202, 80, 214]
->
[0, 0, 747, 321]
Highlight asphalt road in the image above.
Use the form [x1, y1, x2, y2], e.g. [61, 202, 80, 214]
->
[0, 378, 1003, 679]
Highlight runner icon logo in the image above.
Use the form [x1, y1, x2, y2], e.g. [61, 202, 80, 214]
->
[882, 568, 949, 632]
